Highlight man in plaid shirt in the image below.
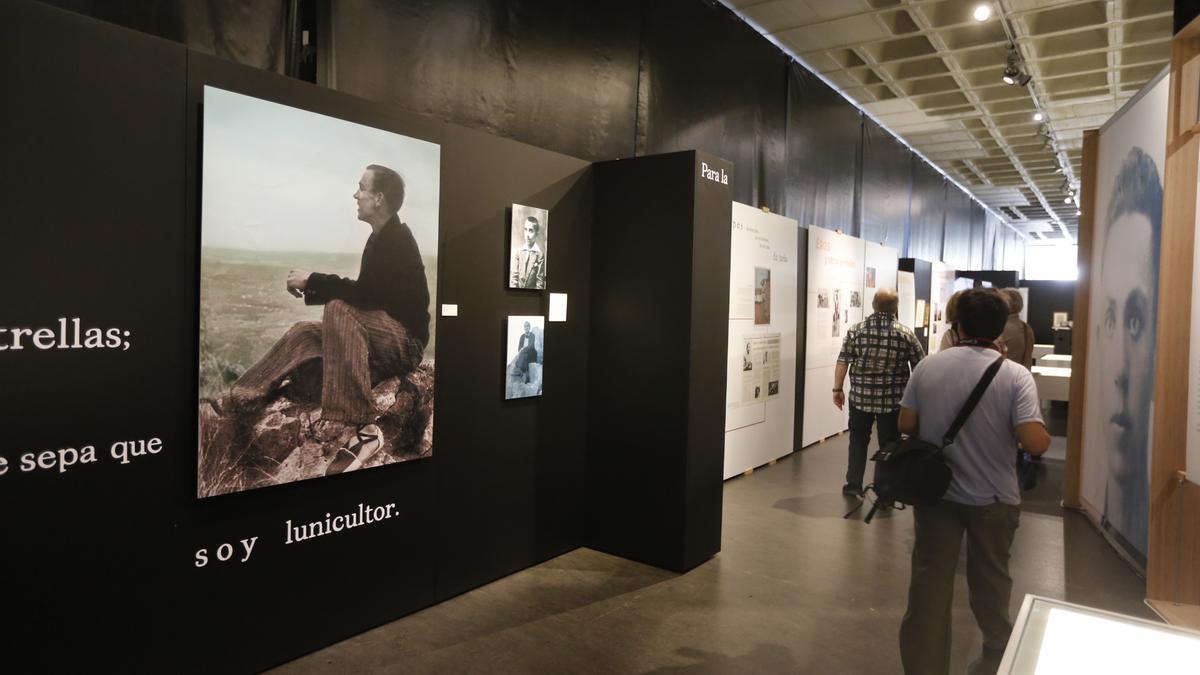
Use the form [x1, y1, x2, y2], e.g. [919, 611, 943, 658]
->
[833, 288, 925, 495]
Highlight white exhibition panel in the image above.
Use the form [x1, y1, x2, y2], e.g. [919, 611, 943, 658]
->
[897, 270, 916, 332]
[723, 202, 798, 479]
[1080, 70, 1169, 560]
[802, 227, 866, 447]
[927, 262, 956, 354]
[1032, 344, 1054, 361]
[1031, 366, 1071, 402]
[863, 241, 899, 314]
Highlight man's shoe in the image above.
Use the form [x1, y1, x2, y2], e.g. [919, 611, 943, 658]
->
[842, 483, 863, 496]
[325, 423, 384, 475]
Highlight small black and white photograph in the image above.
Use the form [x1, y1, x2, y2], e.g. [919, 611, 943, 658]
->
[850, 290, 862, 309]
[509, 204, 548, 290]
[817, 288, 830, 309]
[196, 86, 440, 498]
[742, 341, 754, 371]
[768, 381, 779, 396]
[832, 290, 842, 338]
[754, 267, 771, 325]
[505, 316, 545, 399]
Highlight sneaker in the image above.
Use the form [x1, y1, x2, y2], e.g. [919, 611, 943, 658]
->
[325, 423, 384, 475]
[842, 483, 863, 496]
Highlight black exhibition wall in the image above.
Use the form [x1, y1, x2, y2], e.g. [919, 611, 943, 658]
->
[39, 0, 1024, 272]
[956, 270, 1020, 289]
[1022, 280, 1077, 345]
[3, 1, 610, 672]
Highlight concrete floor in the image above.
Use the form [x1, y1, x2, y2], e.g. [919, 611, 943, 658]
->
[272, 433, 1152, 674]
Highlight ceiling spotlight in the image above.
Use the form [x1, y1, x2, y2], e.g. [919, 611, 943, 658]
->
[1055, 167, 1063, 174]
[1033, 112, 1044, 122]
[1064, 196, 1073, 205]
[973, 4, 993, 22]
[1075, 210, 1082, 216]
[1002, 48, 1033, 87]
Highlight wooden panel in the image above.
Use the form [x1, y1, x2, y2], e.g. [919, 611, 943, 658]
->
[1148, 597, 1200, 632]
[1148, 17, 1200, 607]
[1064, 129, 1099, 509]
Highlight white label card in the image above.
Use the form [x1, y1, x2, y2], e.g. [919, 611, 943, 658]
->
[441, 304, 458, 317]
[549, 293, 568, 322]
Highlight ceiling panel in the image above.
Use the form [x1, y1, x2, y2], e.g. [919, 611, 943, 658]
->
[725, 0, 1173, 243]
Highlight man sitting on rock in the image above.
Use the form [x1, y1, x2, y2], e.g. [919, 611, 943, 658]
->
[227, 164, 430, 475]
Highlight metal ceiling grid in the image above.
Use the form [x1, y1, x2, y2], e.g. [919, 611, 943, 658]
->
[725, 0, 1173, 242]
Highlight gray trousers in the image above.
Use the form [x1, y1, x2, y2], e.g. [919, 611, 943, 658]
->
[899, 499, 1020, 675]
[232, 299, 424, 424]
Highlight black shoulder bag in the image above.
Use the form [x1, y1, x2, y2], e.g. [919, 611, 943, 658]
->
[852, 353, 1006, 524]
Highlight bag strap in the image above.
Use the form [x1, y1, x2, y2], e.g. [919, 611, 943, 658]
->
[941, 355, 1006, 447]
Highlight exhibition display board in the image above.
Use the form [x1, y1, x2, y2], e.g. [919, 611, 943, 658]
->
[928, 261, 956, 353]
[897, 270, 917, 331]
[802, 228, 867, 446]
[724, 203, 798, 478]
[1079, 70, 1169, 566]
[864, 241, 900, 315]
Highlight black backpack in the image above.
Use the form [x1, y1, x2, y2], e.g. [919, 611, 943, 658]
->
[852, 355, 1006, 524]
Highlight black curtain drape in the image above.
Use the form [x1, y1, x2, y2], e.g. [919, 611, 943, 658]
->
[907, 155, 945, 262]
[941, 186, 972, 269]
[860, 118, 911, 247]
[330, 0, 642, 162]
[42, 0, 289, 72]
[785, 63, 860, 233]
[636, 0, 787, 211]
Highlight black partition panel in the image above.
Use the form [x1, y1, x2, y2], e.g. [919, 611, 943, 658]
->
[956, 270, 1020, 289]
[434, 124, 592, 598]
[900, 258, 934, 352]
[794, 228, 809, 452]
[1021, 280, 1077, 344]
[588, 151, 731, 573]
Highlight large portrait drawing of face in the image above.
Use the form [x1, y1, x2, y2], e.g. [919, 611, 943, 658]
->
[1094, 145, 1162, 554]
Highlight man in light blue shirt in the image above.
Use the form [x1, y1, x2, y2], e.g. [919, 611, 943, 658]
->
[896, 288, 1050, 675]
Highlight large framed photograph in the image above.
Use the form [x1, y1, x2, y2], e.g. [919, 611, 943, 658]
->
[196, 86, 440, 498]
[505, 316, 544, 399]
[509, 204, 548, 289]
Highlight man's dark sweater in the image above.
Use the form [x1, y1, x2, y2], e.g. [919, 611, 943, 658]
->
[303, 214, 431, 346]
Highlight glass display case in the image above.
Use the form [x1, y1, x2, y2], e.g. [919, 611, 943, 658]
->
[1000, 595, 1200, 673]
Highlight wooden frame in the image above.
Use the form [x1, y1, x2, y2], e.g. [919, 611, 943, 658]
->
[1063, 129, 1098, 509]
[1146, 14, 1200, 627]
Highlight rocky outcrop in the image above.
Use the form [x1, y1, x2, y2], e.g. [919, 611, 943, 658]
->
[198, 362, 434, 498]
